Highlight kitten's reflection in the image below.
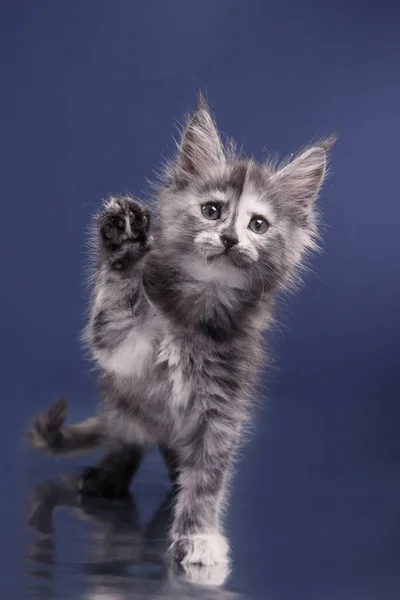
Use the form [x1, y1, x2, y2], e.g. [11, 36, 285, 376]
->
[27, 476, 240, 599]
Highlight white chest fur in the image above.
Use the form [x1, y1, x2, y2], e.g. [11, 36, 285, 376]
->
[155, 334, 191, 411]
[94, 321, 191, 412]
[94, 327, 155, 377]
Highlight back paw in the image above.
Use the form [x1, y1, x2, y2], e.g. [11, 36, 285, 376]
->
[78, 466, 130, 499]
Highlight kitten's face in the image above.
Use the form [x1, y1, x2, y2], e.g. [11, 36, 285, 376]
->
[158, 93, 333, 290]
[184, 163, 272, 269]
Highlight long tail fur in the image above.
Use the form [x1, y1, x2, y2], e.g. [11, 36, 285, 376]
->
[27, 398, 105, 456]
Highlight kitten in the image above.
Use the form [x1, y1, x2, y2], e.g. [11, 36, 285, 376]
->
[28, 93, 335, 566]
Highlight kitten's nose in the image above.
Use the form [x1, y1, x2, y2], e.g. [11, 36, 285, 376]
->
[221, 234, 239, 250]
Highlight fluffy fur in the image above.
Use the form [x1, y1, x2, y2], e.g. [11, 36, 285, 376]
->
[28, 93, 335, 566]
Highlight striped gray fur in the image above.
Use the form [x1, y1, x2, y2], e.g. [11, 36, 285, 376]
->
[28, 92, 335, 566]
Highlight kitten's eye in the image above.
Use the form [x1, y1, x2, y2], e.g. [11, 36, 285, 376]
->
[248, 216, 269, 234]
[201, 203, 221, 220]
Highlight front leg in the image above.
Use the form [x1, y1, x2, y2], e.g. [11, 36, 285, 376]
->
[170, 411, 240, 566]
[86, 195, 151, 364]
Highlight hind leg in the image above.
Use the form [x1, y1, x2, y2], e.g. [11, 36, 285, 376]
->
[79, 444, 145, 499]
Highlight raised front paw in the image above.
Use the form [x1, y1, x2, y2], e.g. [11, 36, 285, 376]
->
[97, 195, 150, 249]
[170, 532, 229, 566]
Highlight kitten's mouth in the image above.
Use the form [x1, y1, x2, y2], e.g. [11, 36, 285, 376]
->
[208, 250, 244, 267]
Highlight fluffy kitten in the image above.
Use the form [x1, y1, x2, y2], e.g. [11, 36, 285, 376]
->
[29, 93, 334, 566]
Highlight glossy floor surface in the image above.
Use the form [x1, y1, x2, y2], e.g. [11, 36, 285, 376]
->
[4, 391, 400, 599]
[1, 1, 400, 598]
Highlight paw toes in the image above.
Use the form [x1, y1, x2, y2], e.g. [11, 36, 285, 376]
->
[127, 206, 150, 240]
[173, 563, 230, 586]
[170, 537, 190, 563]
[170, 533, 229, 566]
[100, 214, 127, 244]
[98, 196, 149, 246]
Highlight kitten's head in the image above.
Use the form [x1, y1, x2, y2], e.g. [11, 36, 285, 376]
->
[157, 93, 335, 291]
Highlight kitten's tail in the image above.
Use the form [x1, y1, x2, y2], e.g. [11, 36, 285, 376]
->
[27, 398, 105, 456]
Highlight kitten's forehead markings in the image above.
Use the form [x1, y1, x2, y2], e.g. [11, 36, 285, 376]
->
[239, 193, 274, 222]
[236, 175, 276, 232]
[215, 164, 248, 237]
[125, 214, 132, 237]
[229, 163, 248, 198]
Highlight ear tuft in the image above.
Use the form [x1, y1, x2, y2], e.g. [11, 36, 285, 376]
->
[196, 89, 209, 112]
[177, 92, 225, 177]
[316, 133, 338, 152]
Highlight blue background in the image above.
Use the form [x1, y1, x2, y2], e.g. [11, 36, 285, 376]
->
[1, 1, 399, 598]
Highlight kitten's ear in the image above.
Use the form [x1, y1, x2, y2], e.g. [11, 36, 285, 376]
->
[271, 136, 336, 211]
[177, 92, 225, 176]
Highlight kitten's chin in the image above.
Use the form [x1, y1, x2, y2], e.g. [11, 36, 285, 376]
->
[181, 254, 247, 287]
[208, 251, 247, 269]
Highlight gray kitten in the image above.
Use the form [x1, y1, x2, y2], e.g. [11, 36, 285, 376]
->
[29, 93, 334, 566]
